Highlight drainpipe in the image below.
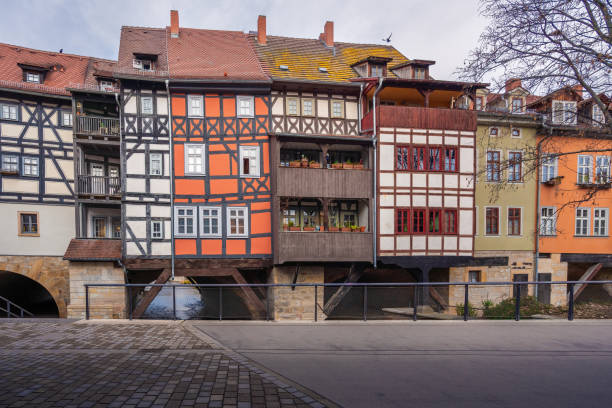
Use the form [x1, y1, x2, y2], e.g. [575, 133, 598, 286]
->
[371, 77, 385, 268]
[165, 80, 175, 280]
[358, 83, 364, 134]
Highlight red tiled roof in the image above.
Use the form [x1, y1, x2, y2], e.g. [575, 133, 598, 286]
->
[116, 26, 168, 78]
[168, 28, 268, 81]
[63, 239, 122, 261]
[0, 42, 115, 96]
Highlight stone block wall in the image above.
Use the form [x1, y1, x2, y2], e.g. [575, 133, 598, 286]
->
[66, 261, 127, 319]
[268, 265, 326, 321]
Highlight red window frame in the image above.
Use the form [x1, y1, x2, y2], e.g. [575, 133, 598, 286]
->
[444, 147, 457, 172]
[508, 151, 522, 182]
[412, 146, 426, 171]
[396, 145, 410, 171]
[486, 151, 501, 181]
[412, 208, 426, 234]
[428, 147, 442, 171]
[428, 208, 441, 234]
[508, 207, 521, 236]
[396, 208, 410, 234]
[443, 209, 457, 235]
[485, 207, 500, 235]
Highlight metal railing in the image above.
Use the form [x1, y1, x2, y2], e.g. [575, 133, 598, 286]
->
[0, 295, 34, 318]
[84, 280, 612, 322]
[75, 115, 120, 137]
[77, 175, 121, 196]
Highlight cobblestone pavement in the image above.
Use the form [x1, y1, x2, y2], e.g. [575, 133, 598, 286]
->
[0, 320, 333, 408]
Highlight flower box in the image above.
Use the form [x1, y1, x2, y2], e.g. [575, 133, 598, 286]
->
[289, 226, 301, 231]
[309, 162, 321, 168]
[303, 227, 315, 232]
[328, 226, 339, 232]
[353, 163, 364, 169]
[289, 161, 301, 168]
[340, 227, 351, 232]
[331, 163, 343, 169]
[342, 163, 354, 169]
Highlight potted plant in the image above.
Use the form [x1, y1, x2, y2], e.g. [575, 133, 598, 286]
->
[328, 224, 339, 232]
[283, 223, 289, 231]
[303, 225, 315, 231]
[359, 226, 366, 232]
[309, 160, 321, 168]
[318, 225, 325, 231]
[332, 161, 342, 169]
[343, 159, 353, 169]
[353, 159, 364, 169]
[350, 224, 358, 232]
[300, 155, 309, 168]
[289, 160, 301, 167]
[288, 221, 301, 232]
[340, 221, 351, 232]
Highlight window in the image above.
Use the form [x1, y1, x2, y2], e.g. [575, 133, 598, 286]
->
[111, 217, 121, 239]
[0, 103, 18, 120]
[485, 207, 499, 235]
[149, 153, 162, 176]
[302, 98, 314, 116]
[188, 95, 203, 117]
[133, 59, 153, 71]
[486, 151, 501, 182]
[596, 156, 610, 184]
[396, 146, 410, 170]
[286, 98, 299, 116]
[184, 144, 205, 175]
[489, 127, 498, 136]
[575, 208, 590, 236]
[508, 208, 521, 236]
[175, 207, 196, 237]
[227, 207, 248, 237]
[443, 209, 457, 234]
[474, 97, 483, 111]
[592, 105, 604, 126]
[25, 72, 40, 83]
[141, 96, 153, 115]
[594, 208, 609, 236]
[99, 80, 114, 91]
[151, 220, 163, 240]
[552, 100, 577, 125]
[412, 146, 425, 171]
[468, 271, 481, 283]
[428, 209, 441, 234]
[412, 209, 425, 234]
[508, 152, 522, 182]
[61, 111, 73, 127]
[414, 67, 426, 79]
[540, 207, 556, 236]
[1, 155, 18, 173]
[22, 157, 39, 177]
[239, 145, 260, 178]
[511, 98, 523, 113]
[371, 64, 384, 77]
[428, 147, 441, 171]
[577, 155, 592, 184]
[19, 212, 38, 236]
[200, 207, 221, 237]
[444, 147, 457, 172]
[396, 209, 410, 234]
[92, 217, 107, 238]
[511, 128, 521, 138]
[541, 154, 557, 182]
[331, 100, 344, 118]
[237, 96, 254, 117]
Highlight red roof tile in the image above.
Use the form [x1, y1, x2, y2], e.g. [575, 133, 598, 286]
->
[63, 239, 122, 261]
[116, 26, 168, 78]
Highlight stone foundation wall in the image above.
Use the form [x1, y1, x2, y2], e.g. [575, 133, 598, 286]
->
[67, 262, 127, 319]
[268, 265, 326, 321]
[0, 255, 70, 317]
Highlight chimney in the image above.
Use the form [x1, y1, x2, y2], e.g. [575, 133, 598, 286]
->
[322, 21, 334, 47]
[505, 78, 522, 92]
[170, 10, 179, 38]
[572, 84, 583, 97]
[257, 15, 267, 45]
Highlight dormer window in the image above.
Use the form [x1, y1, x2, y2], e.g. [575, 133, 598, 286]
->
[552, 100, 577, 125]
[512, 98, 523, 113]
[133, 58, 154, 71]
[371, 64, 384, 77]
[99, 80, 114, 91]
[25, 72, 41, 83]
[414, 67, 426, 79]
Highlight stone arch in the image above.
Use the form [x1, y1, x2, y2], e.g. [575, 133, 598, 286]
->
[0, 256, 69, 317]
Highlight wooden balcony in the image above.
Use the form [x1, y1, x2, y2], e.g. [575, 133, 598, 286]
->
[75, 115, 120, 141]
[76, 175, 121, 199]
[362, 105, 477, 132]
[276, 166, 372, 199]
[276, 231, 373, 263]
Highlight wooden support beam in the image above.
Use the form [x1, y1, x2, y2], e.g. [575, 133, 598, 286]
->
[429, 287, 448, 311]
[572, 263, 603, 301]
[323, 263, 366, 316]
[228, 268, 266, 319]
[132, 268, 171, 319]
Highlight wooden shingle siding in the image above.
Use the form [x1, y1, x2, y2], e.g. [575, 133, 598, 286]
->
[277, 167, 371, 199]
[277, 231, 373, 263]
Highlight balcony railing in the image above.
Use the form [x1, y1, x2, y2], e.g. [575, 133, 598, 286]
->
[276, 231, 373, 263]
[276, 166, 372, 199]
[362, 106, 477, 132]
[75, 115, 120, 137]
[77, 175, 121, 197]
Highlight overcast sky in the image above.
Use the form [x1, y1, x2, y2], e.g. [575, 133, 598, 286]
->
[0, 0, 489, 80]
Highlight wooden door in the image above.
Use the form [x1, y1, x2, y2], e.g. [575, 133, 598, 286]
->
[537, 273, 552, 305]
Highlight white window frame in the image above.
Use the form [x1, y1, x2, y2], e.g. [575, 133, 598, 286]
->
[541, 154, 558, 182]
[239, 145, 260, 178]
[575, 207, 590, 236]
[174, 206, 197, 237]
[592, 105, 604, 126]
[141, 96, 154, 115]
[577, 155, 592, 184]
[237, 96, 254, 118]
[149, 153, 163, 176]
[25, 72, 40, 83]
[133, 58, 153, 71]
[99, 80, 114, 91]
[1, 154, 19, 173]
[199, 206, 222, 237]
[226, 207, 248, 237]
[61, 111, 73, 127]
[552, 100, 577, 125]
[331, 100, 344, 118]
[1, 103, 18, 121]
[22, 156, 39, 177]
[302, 98, 314, 117]
[188, 95, 204, 117]
[540, 207, 556, 236]
[151, 220, 164, 240]
[184, 144, 205, 175]
[595, 155, 610, 184]
[286, 97, 299, 116]
[593, 208, 609, 237]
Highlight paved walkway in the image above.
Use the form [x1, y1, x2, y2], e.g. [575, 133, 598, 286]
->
[0, 319, 332, 408]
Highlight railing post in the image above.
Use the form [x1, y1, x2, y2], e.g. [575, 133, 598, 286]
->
[219, 287, 223, 321]
[515, 283, 521, 322]
[266, 287, 270, 321]
[363, 286, 368, 321]
[568, 283, 575, 321]
[128, 286, 132, 321]
[314, 284, 318, 322]
[85, 285, 90, 320]
[7, 301, 10, 318]
[172, 285, 177, 320]
[413, 285, 418, 321]
[464, 284, 469, 322]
